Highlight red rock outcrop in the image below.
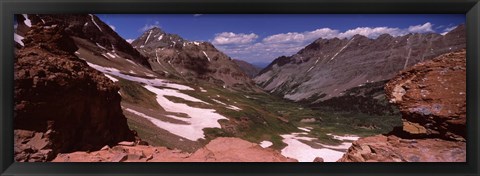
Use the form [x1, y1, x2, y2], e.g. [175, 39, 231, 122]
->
[338, 50, 466, 162]
[52, 137, 297, 162]
[385, 50, 466, 140]
[14, 24, 135, 162]
[337, 135, 465, 162]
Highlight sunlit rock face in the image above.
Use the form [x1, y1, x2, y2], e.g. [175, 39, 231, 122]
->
[14, 24, 135, 162]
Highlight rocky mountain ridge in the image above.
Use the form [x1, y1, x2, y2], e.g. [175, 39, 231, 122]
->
[16, 14, 151, 68]
[254, 25, 466, 111]
[132, 27, 257, 91]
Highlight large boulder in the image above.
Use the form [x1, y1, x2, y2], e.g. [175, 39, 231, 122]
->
[339, 50, 466, 162]
[14, 24, 135, 161]
[185, 137, 297, 162]
[385, 50, 466, 141]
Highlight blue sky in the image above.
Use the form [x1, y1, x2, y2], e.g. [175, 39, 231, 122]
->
[97, 14, 465, 64]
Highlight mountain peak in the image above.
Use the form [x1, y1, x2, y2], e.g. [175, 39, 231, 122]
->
[147, 27, 165, 34]
[132, 27, 185, 49]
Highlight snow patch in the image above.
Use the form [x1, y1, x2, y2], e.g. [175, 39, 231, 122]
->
[298, 127, 312, 132]
[199, 87, 207, 92]
[126, 59, 137, 65]
[227, 105, 242, 111]
[43, 25, 58, 29]
[212, 99, 241, 111]
[88, 14, 102, 32]
[327, 133, 360, 141]
[14, 33, 24, 46]
[145, 30, 152, 44]
[160, 88, 209, 104]
[280, 132, 359, 162]
[86, 62, 194, 90]
[158, 34, 164, 41]
[22, 14, 32, 27]
[106, 52, 116, 58]
[202, 51, 211, 62]
[140, 85, 228, 141]
[96, 43, 107, 50]
[306, 66, 315, 73]
[259, 141, 273, 148]
[329, 37, 354, 62]
[104, 74, 118, 82]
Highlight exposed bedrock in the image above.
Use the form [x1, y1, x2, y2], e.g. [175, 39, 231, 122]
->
[14, 24, 135, 162]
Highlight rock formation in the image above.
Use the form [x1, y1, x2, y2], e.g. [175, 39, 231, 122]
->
[338, 50, 466, 162]
[385, 50, 466, 141]
[52, 137, 297, 162]
[14, 24, 135, 162]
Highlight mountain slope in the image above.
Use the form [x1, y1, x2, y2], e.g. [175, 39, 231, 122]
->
[254, 25, 466, 111]
[132, 27, 257, 91]
[233, 59, 262, 78]
[15, 14, 155, 77]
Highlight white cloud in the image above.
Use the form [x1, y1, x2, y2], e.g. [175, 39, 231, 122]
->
[212, 32, 258, 45]
[126, 39, 134, 43]
[337, 27, 405, 39]
[108, 24, 116, 31]
[261, 25, 413, 44]
[408, 22, 434, 33]
[263, 28, 339, 44]
[140, 21, 161, 32]
[441, 26, 457, 35]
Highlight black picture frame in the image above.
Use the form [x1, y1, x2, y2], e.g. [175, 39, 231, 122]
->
[1, 0, 479, 175]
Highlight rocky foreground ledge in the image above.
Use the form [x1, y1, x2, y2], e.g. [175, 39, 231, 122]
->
[53, 137, 297, 162]
[339, 50, 466, 162]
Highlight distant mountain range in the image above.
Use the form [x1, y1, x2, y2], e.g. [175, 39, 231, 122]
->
[254, 25, 465, 113]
